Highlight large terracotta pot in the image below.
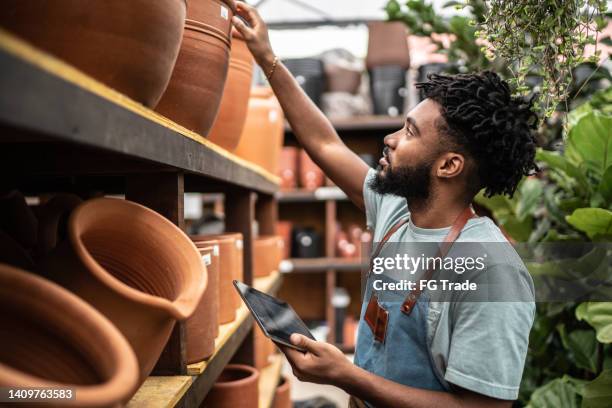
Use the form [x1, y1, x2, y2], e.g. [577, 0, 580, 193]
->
[192, 233, 243, 324]
[0, 264, 139, 407]
[34, 193, 82, 259]
[253, 235, 282, 278]
[186, 244, 220, 364]
[278, 147, 299, 190]
[299, 149, 324, 190]
[39, 198, 206, 383]
[156, 0, 236, 135]
[202, 364, 259, 408]
[207, 30, 254, 150]
[254, 324, 273, 370]
[0, 0, 186, 108]
[366, 21, 410, 69]
[234, 87, 284, 174]
[273, 375, 291, 408]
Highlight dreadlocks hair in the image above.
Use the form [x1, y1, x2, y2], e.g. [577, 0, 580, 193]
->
[416, 71, 539, 198]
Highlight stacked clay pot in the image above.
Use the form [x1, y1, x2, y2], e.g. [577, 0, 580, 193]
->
[253, 235, 283, 278]
[273, 376, 292, 408]
[254, 324, 274, 370]
[202, 364, 259, 407]
[234, 86, 284, 174]
[0, 263, 139, 407]
[192, 233, 244, 324]
[207, 30, 254, 150]
[39, 198, 207, 383]
[299, 149, 325, 190]
[186, 242, 220, 364]
[276, 221, 292, 260]
[156, 0, 237, 135]
[278, 147, 299, 190]
[0, 0, 186, 107]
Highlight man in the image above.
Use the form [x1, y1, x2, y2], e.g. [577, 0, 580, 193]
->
[233, 3, 537, 407]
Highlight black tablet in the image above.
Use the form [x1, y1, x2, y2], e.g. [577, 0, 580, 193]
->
[233, 280, 315, 352]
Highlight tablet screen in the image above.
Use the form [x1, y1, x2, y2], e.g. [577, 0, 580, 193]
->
[234, 280, 315, 345]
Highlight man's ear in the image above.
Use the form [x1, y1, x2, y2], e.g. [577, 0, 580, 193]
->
[436, 153, 465, 178]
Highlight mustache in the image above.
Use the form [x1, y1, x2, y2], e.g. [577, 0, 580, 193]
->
[383, 146, 390, 163]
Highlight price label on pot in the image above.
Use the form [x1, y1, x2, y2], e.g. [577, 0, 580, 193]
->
[202, 253, 212, 266]
[213, 245, 219, 257]
[236, 239, 243, 250]
[220, 5, 229, 20]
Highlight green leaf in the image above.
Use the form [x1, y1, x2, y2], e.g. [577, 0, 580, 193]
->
[567, 113, 612, 177]
[581, 369, 612, 408]
[576, 302, 612, 343]
[598, 166, 612, 206]
[516, 178, 544, 221]
[526, 377, 580, 408]
[536, 149, 589, 192]
[557, 325, 598, 373]
[566, 208, 612, 239]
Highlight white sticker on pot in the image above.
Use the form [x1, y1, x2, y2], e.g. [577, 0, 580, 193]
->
[269, 110, 279, 123]
[220, 5, 229, 20]
[213, 245, 219, 257]
[236, 239, 243, 250]
[202, 253, 212, 266]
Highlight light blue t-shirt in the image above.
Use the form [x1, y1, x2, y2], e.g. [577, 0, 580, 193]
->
[361, 168, 535, 400]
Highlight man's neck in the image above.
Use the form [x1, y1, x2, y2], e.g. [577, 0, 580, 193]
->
[407, 198, 470, 229]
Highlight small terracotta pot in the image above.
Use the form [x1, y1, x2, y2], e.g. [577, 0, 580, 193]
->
[0, 190, 37, 249]
[276, 221, 292, 260]
[253, 235, 282, 278]
[234, 87, 284, 174]
[186, 244, 220, 364]
[39, 198, 206, 383]
[254, 324, 273, 370]
[156, 0, 235, 135]
[207, 30, 254, 150]
[34, 193, 82, 259]
[202, 364, 259, 408]
[272, 375, 291, 408]
[192, 233, 244, 324]
[299, 149, 324, 191]
[0, 0, 186, 107]
[278, 147, 299, 190]
[0, 263, 139, 407]
[366, 21, 410, 69]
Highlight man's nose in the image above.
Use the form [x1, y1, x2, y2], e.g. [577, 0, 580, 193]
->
[384, 131, 399, 149]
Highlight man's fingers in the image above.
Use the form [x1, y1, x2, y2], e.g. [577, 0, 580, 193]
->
[235, 1, 260, 28]
[290, 334, 319, 354]
[231, 16, 253, 39]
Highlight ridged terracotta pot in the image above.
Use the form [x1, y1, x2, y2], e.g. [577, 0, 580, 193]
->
[202, 364, 259, 408]
[156, 0, 236, 135]
[0, 263, 139, 407]
[299, 149, 324, 190]
[39, 198, 206, 383]
[253, 235, 283, 278]
[0, 0, 186, 107]
[192, 233, 243, 324]
[273, 375, 291, 408]
[278, 147, 299, 190]
[234, 87, 284, 174]
[185, 244, 220, 364]
[207, 30, 254, 150]
[254, 324, 273, 370]
[34, 193, 82, 259]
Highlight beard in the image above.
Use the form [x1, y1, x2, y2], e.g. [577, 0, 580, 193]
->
[369, 159, 434, 205]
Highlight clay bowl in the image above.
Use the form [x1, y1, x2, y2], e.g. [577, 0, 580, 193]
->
[192, 233, 243, 324]
[273, 375, 291, 408]
[253, 235, 282, 278]
[185, 244, 220, 364]
[39, 198, 206, 383]
[207, 29, 254, 150]
[0, 0, 186, 108]
[156, 0, 235, 135]
[202, 364, 259, 408]
[0, 263, 139, 407]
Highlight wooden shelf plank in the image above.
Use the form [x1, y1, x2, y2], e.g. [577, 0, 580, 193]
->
[0, 29, 279, 194]
[258, 354, 284, 408]
[280, 258, 365, 273]
[128, 272, 282, 408]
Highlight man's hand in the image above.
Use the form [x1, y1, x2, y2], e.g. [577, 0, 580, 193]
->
[232, 2, 275, 70]
[281, 334, 354, 386]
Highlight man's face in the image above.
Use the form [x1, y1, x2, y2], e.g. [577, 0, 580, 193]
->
[370, 99, 445, 202]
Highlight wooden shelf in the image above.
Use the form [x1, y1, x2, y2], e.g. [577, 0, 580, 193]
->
[258, 354, 284, 408]
[280, 258, 364, 273]
[0, 29, 279, 195]
[285, 115, 405, 133]
[276, 187, 348, 203]
[128, 272, 282, 408]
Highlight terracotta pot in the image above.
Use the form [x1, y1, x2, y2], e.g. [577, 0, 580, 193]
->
[366, 21, 410, 69]
[273, 375, 291, 408]
[202, 364, 259, 408]
[0, 230, 34, 270]
[325, 64, 362, 94]
[254, 324, 273, 370]
[192, 233, 243, 324]
[234, 87, 284, 174]
[186, 244, 220, 364]
[0, 0, 186, 107]
[276, 221, 292, 260]
[0, 190, 37, 249]
[253, 235, 282, 278]
[35, 193, 82, 259]
[0, 263, 139, 407]
[278, 147, 299, 190]
[299, 149, 324, 191]
[207, 30, 254, 150]
[156, 0, 235, 135]
[39, 198, 206, 383]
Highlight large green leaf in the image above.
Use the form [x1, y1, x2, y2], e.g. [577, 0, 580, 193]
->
[576, 302, 612, 343]
[516, 178, 544, 221]
[557, 325, 598, 373]
[567, 113, 612, 177]
[526, 378, 580, 408]
[536, 149, 589, 193]
[598, 166, 612, 206]
[581, 369, 612, 408]
[566, 208, 612, 239]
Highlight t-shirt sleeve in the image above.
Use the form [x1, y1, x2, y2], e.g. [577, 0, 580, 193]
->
[363, 168, 384, 231]
[444, 264, 535, 400]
